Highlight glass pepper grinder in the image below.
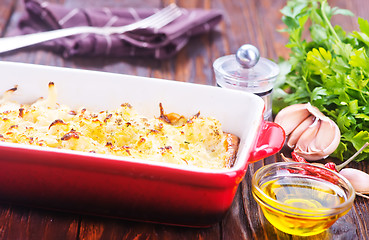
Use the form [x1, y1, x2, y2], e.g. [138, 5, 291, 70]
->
[213, 44, 279, 120]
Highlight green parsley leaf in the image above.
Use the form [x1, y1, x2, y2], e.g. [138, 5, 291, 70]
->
[274, 0, 369, 161]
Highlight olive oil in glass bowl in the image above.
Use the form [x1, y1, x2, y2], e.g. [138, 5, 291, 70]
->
[252, 162, 355, 236]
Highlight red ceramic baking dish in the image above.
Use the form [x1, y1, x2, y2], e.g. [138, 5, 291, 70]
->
[0, 61, 284, 227]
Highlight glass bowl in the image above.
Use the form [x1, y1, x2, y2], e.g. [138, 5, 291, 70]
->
[251, 162, 355, 236]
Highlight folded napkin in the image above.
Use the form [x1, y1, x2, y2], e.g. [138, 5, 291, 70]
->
[17, 0, 223, 59]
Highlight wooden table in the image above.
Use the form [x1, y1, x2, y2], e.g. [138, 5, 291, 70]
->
[0, 0, 368, 239]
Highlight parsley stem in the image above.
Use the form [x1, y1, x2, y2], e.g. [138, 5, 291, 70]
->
[321, 0, 341, 42]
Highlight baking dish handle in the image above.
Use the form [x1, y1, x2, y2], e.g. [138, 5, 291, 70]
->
[249, 121, 285, 163]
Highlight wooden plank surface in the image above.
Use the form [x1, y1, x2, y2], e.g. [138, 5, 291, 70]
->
[0, 0, 368, 239]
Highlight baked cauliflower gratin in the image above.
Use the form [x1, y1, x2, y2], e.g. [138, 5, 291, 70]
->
[0, 82, 239, 169]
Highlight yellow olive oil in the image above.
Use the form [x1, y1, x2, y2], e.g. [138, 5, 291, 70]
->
[255, 176, 348, 236]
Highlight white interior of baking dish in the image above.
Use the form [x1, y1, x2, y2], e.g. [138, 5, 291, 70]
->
[0, 61, 264, 173]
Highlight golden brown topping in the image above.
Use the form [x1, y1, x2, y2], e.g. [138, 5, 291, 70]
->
[224, 133, 240, 168]
[7, 86, 18, 93]
[104, 114, 113, 123]
[149, 129, 160, 134]
[0, 84, 236, 169]
[121, 103, 132, 108]
[160, 146, 172, 155]
[158, 103, 171, 124]
[187, 112, 200, 124]
[19, 108, 24, 118]
[158, 103, 195, 126]
[49, 119, 67, 129]
[61, 130, 80, 141]
[161, 146, 172, 151]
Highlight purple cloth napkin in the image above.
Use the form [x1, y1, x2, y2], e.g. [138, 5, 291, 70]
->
[17, 0, 223, 59]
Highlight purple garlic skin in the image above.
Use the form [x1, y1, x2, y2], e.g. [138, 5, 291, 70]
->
[274, 103, 341, 161]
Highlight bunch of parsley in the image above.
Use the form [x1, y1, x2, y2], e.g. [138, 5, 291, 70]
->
[274, 0, 369, 161]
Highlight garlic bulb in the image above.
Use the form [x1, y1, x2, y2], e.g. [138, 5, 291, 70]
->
[274, 103, 340, 161]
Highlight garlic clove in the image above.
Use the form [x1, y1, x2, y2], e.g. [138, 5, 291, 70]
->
[274, 104, 310, 135]
[287, 115, 315, 148]
[280, 153, 294, 162]
[339, 168, 369, 194]
[295, 118, 320, 152]
[306, 102, 327, 120]
[294, 118, 321, 160]
[294, 115, 340, 160]
[310, 118, 341, 156]
[275, 103, 342, 161]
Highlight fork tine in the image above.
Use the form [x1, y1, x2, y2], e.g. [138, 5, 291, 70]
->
[151, 10, 183, 29]
[143, 6, 183, 29]
[136, 4, 179, 24]
[128, 4, 182, 30]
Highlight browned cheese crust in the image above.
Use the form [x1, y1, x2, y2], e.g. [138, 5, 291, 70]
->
[160, 103, 240, 168]
[225, 133, 240, 168]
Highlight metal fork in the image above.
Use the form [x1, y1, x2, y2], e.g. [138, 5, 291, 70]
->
[0, 3, 182, 54]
